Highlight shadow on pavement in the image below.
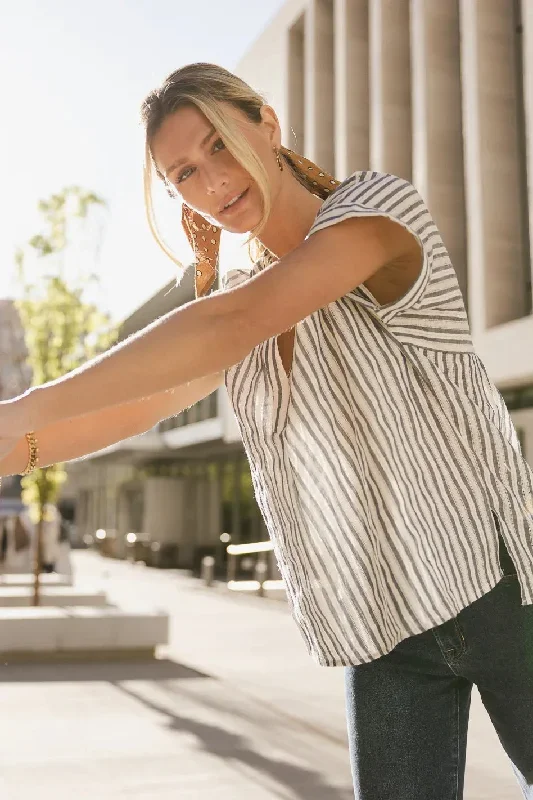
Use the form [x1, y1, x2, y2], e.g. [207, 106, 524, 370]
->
[158, 677, 347, 748]
[115, 682, 353, 800]
[0, 658, 210, 683]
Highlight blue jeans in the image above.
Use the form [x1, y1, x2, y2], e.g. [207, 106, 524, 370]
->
[345, 537, 533, 799]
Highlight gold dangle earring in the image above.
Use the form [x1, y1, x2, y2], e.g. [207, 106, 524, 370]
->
[274, 146, 284, 172]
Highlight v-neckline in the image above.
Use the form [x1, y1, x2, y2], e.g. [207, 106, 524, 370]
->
[250, 259, 298, 382]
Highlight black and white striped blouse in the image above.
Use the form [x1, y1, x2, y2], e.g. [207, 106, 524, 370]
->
[223, 172, 533, 667]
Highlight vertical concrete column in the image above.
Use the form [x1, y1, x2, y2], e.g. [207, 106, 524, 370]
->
[411, 0, 468, 305]
[305, 0, 335, 172]
[142, 477, 183, 544]
[460, 0, 529, 333]
[519, 0, 533, 310]
[207, 477, 221, 542]
[334, 0, 369, 179]
[288, 14, 306, 152]
[369, 0, 412, 180]
[89, 489, 98, 537]
[194, 477, 210, 545]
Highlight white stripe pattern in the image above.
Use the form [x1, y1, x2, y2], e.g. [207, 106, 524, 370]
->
[223, 172, 533, 666]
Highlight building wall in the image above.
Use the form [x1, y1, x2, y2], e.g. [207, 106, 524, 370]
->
[236, 0, 533, 457]
[0, 301, 32, 508]
[0, 299, 31, 401]
[67, 462, 137, 544]
[143, 477, 185, 543]
[237, 0, 307, 145]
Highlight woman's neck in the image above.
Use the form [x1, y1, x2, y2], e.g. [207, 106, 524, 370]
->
[257, 170, 323, 259]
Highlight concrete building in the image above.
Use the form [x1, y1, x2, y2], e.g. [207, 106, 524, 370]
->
[237, 0, 533, 456]
[0, 299, 32, 506]
[0, 299, 32, 402]
[68, 0, 533, 566]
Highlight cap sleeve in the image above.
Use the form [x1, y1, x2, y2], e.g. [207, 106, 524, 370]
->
[308, 172, 435, 321]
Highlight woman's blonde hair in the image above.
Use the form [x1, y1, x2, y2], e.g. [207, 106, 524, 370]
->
[141, 63, 331, 274]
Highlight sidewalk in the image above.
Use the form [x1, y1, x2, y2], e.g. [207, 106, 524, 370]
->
[0, 551, 521, 799]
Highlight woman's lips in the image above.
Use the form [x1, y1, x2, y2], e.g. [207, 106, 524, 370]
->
[219, 188, 250, 216]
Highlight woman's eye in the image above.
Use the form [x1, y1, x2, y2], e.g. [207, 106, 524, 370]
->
[177, 166, 194, 184]
[175, 139, 224, 185]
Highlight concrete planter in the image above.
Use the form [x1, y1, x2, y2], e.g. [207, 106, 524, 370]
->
[0, 587, 107, 607]
[0, 573, 73, 588]
[0, 606, 169, 662]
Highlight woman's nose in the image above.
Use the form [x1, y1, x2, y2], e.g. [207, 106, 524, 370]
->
[204, 166, 229, 195]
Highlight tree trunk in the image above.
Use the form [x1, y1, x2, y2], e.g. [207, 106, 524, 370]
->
[33, 517, 43, 607]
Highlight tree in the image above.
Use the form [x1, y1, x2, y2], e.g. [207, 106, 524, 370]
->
[15, 186, 116, 605]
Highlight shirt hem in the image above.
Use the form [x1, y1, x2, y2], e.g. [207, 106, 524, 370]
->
[308, 574, 522, 668]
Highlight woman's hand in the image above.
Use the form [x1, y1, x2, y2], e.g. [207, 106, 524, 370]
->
[0, 372, 222, 479]
[0, 401, 29, 478]
[0, 435, 24, 481]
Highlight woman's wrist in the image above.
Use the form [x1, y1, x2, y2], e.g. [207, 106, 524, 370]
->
[5, 436, 31, 476]
[1, 387, 39, 437]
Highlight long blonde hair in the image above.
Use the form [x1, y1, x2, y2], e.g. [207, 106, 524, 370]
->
[141, 63, 331, 275]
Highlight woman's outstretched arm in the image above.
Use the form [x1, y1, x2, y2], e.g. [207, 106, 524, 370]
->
[0, 372, 222, 475]
[3, 214, 418, 435]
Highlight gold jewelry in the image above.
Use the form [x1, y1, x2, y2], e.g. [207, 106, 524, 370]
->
[20, 432, 39, 476]
[274, 146, 283, 172]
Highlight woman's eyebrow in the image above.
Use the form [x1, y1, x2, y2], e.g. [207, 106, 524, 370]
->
[166, 126, 216, 178]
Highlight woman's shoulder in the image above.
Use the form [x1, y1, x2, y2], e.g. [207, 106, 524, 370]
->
[329, 171, 415, 203]
[315, 171, 429, 231]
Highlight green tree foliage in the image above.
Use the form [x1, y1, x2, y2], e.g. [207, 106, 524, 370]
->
[15, 186, 116, 603]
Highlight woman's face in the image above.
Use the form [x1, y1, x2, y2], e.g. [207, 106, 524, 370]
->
[151, 102, 281, 234]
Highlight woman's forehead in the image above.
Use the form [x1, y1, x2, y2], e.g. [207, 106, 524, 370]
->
[151, 106, 213, 176]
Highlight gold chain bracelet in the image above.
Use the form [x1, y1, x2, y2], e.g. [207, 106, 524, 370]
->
[20, 431, 39, 476]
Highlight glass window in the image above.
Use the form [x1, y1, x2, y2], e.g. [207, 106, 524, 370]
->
[157, 391, 217, 431]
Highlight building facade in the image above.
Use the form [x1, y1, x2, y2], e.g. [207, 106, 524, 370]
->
[0, 299, 32, 402]
[0, 299, 32, 507]
[237, 0, 533, 457]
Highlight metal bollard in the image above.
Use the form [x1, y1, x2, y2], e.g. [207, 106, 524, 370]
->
[254, 559, 268, 597]
[201, 555, 216, 587]
[227, 551, 236, 583]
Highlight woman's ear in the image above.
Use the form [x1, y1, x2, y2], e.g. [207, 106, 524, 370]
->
[260, 105, 282, 148]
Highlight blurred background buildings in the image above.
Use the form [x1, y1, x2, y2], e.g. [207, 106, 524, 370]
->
[0, 299, 32, 402]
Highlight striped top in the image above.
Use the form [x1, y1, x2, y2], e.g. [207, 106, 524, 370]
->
[222, 171, 533, 667]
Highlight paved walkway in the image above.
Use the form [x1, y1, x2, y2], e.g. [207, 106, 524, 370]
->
[0, 551, 522, 799]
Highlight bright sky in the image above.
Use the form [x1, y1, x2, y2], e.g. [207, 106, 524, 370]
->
[0, 0, 285, 321]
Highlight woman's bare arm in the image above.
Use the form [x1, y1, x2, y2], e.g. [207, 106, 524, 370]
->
[4, 215, 417, 434]
[0, 372, 222, 476]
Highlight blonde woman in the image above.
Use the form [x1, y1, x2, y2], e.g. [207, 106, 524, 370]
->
[1, 64, 532, 798]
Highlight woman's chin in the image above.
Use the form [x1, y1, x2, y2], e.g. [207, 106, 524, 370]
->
[218, 212, 261, 236]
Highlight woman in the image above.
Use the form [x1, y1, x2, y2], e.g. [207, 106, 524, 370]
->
[0, 63, 532, 798]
